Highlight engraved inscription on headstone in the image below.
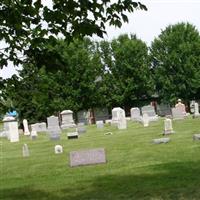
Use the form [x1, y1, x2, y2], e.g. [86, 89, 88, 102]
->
[69, 148, 106, 167]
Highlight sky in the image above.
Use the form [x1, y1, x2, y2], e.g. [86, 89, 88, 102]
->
[0, 0, 200, 79]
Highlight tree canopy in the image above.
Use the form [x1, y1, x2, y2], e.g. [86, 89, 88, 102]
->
[150, 22, 200, 103]
[0, 0, 147, 68]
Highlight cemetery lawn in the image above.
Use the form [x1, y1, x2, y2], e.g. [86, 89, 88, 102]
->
[1, 117, 200, 200]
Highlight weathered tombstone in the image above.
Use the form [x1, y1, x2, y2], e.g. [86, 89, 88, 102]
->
[94, 108, 109, 122]
[3, 117, 19, 142]
[117, 109, 127, 130]
[130, 107, 142, 122]
[163, 118, 174, 135]
[142, 113, 149, 127]
[61, 110, 76, 129]
[22, 144, 30, 157]
[96, 120, 104, 129]
[54, 145, 63, 154]
[47, 116, 61, 140]
[77, 110, 88, 124]
[141, 105, 158, 122]
[172, 107, 185, 120]
[31, 123, 46, 132]
[153, 138, 170, 144]
[31, 130, 37, 140]
[23, 119, 30, 136]
[175, 99, 186, 116]
[77, 123, 86, 134]
[111, 107, 126, 126]
[193, 134, 200, 140]
[157, 104, 172, 117]
[194, 102, 200, 118]
[47, 116, 60, 130]
[190, 100, 195, 114]
[69, 148, 106, 167]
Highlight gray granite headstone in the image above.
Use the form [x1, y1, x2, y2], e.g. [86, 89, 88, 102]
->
[69, 148, 106, 167]
[193, 134, 200, 140]
[141, 105, 158, 121]
[77, 123, 86, 134]
[96, 120, 104, 129]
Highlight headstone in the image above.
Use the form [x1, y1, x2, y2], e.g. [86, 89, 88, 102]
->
[130, 107, 142, 122]
[54, 145, 63, 154]
[190, 100, 195, 114]
[31, 122, 47, 132]
[193, 134, 200, 140]
[77, 123, 86, 134]
[22, 144, 30, 157]
[31, 130, 37, 140]
[94, 108, 109, 122]
[47, 116, 61, 140]
[117, 109, 127, 130]
[96, 120, 104, 129]
[47, 116, 60, 130]
[142, 113, 149, 127]
[69, 148, 106, 167]
[153, 138, 170, 144]
[23, 119, 30, 136]
[3, 117, 19, 142]
[175, 99, 186, 116]
[111, 107, 126, 126]
[157, 104, 172, 117]
[172, 107, 185, 120]
[77, 110, 88, 124]
[163, 118, 174, 135]
[194, 102, 200, 118]
[141, 105, 158, 122]
[61, 110, 76, 129]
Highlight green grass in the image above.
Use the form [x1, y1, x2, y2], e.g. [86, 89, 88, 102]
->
[1, 117, 200, 200]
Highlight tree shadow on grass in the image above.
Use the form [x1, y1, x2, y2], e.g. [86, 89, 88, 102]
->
[2, 161, 200, 200]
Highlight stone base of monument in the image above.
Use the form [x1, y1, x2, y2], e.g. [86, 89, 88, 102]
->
[61, 123, 76, 129]
[193, 134, 200, 140]
[193, 113, 200, 118]
[153, 137, 170, 144]
[163, 130, 175, 135]
[67, 132, 78, 139]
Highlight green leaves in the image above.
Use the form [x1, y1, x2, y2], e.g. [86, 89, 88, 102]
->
[150, 22, 200, 103]
[0, 0, 147, 68]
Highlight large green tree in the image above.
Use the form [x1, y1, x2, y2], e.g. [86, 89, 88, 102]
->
[1, 38, 104, 122]
[99, 34, 153, 108]
[0, 0, 147, 68]
[150, 23, 200, 103]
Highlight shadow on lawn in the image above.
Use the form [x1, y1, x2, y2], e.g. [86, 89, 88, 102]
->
[2, 160, 200, 200]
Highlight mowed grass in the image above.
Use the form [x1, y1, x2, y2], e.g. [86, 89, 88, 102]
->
[1, 117, 200, 200]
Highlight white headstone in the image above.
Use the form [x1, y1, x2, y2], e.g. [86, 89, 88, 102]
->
[31, 130, 37, 140]
[153, 138, 170, 144]
[194, 102, 200, 117]
[96, 120, 104, 129]
[3, 117, 19, 142]
[47, 116, 60, 130]
[77, 123, 86, 134]
[130, 107, 142, 122]
[163, 118, 174, 135]
[54, 145, 63, 154]
[61, 110, 76, 129]
[142, 113, 149, 127]
[111, 107, 126, 126]
[22, 144, 29, 157]
[117, 109, 127, 130]
[23, 119, 30, 136]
